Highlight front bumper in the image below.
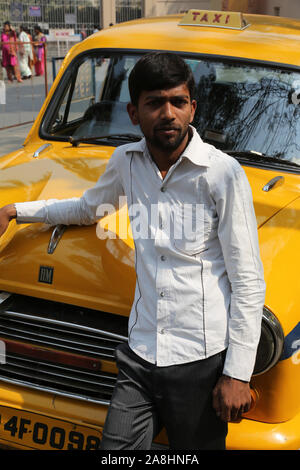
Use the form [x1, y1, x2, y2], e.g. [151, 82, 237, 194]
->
[0, 382, 299, 450]
[227, 414, 300, 450]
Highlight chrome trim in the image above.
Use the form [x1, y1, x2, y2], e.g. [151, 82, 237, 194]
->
[0, 311, 126, 361]
[33, 143, 52, 158]
[48, 225, 67, 254]
[253, 306, 285, 376]
[0, 332, 116, 360]
[0, 350, 117, 403]
[0, 292, 11, 304]
[0, 310, 127, 342]
[4, 354, 115, 388]
[262, 176, 284, 192]
[0, 376, 111, 405]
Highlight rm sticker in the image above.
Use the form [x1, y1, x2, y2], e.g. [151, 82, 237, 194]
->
[38, 266, 54, 284]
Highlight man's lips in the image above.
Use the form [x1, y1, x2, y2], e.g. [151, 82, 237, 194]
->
[155, 127, 180, 136]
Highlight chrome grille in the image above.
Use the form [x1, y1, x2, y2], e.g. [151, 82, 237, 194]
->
[0, 294, 128, 403]
[0, 311, 125, 361]
[1, 352, 117, 403]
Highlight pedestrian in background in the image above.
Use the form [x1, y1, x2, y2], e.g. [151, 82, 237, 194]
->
[33, 25, 46, 76]
[25, 27, 35, 75]
[1, 21, 22, 83]
[80, 27, 87, 41]
[18, 25, 32, 79]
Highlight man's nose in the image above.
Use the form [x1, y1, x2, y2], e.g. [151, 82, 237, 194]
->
[160, 101, 175, 120]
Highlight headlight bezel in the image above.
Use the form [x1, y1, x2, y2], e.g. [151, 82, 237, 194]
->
[253, 306, 285, 376]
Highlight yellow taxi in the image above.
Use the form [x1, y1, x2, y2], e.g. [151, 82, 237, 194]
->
[0, 10, 300, 450]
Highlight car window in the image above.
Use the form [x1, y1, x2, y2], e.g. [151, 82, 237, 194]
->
[47, 54, 140, 140]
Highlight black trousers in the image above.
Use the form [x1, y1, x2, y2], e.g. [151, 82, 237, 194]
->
[101, 342, 228, 450]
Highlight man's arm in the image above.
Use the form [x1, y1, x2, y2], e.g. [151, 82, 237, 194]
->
[210, 156, 266, 422]
[0, 149, 125, 237]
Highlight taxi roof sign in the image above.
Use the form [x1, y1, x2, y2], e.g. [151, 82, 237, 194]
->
[178, 10, 250, 30]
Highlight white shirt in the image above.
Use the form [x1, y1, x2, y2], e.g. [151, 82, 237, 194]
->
[19, 31, 31, 55]
[15, 127, 266, 381]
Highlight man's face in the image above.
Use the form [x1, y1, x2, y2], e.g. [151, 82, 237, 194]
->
[127, 83, 196, 152]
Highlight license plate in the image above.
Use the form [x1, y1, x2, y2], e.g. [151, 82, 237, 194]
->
[0, 406, 102, 450]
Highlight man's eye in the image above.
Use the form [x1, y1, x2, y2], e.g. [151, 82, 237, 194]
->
[172, 99, 188, 107]
[147, 100, 161, 107]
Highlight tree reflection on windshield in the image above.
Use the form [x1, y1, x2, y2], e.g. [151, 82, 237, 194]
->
[192, 61, 300, 164]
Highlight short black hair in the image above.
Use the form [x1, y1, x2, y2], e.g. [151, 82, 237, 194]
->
[128, 52, 195, 106]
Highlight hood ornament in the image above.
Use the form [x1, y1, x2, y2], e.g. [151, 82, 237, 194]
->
[48, 225, 67, 254]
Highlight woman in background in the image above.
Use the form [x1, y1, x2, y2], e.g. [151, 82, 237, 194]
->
[1, 21, 22, 83]
[33, 25, 46, 76]
[18, 25, 32, 79]
[25, 27, 35, 75]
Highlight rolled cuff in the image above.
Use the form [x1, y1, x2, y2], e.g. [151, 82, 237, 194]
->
[15, 201, 47, 223]
[222, 343, 258, 382]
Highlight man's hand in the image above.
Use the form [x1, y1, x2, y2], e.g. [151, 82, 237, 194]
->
[212, 374, 252, 422]
[0, 204, 17, 237]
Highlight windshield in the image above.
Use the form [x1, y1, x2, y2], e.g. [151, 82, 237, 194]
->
[44, 52, 300, 166]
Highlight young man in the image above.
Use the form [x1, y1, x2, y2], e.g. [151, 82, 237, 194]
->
[0, 52, 265, 450]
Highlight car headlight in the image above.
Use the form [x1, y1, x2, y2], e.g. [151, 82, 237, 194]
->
[253, 307, 284, 376]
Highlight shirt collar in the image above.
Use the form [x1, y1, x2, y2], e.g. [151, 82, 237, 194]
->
[124, 136, 147, 154]
[125, 126, 212, 168]
[180, 126, 211, 167]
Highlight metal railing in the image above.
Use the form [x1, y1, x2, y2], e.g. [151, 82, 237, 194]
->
[0, 40, 49, 130]
[116, 0, 142, 23]
[0, 0, 102, 37]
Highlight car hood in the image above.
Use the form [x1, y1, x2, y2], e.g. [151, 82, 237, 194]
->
[0, 142, 300, 314]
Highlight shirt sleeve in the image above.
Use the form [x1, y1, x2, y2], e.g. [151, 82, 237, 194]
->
[212, 156, 266, 382]
[15, 149, 125, 226]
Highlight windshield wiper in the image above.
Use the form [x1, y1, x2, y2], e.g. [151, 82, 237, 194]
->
[69, 133, 142, 147]
[226, 150, 300, 168]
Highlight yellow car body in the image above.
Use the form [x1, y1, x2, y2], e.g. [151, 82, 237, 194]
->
[0, 11, 300, 450]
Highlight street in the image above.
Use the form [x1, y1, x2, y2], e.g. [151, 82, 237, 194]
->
[0, 61, 54, 156]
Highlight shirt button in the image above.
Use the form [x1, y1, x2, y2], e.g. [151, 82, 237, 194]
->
[160, 186, 166, 192]
[160, 328, 165, 334]
[160, 291, 165, 297]
[160, 255, 166, 261]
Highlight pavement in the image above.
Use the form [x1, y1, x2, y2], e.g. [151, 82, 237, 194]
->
[0, 61, 54, 157]
[0, 122, 33, 156]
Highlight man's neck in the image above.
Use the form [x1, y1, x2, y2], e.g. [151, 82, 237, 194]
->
[147, 127, 193, 179]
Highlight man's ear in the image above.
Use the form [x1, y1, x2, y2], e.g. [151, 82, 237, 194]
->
[127, 102, 139, 125]
[189, 99, 197, 124]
